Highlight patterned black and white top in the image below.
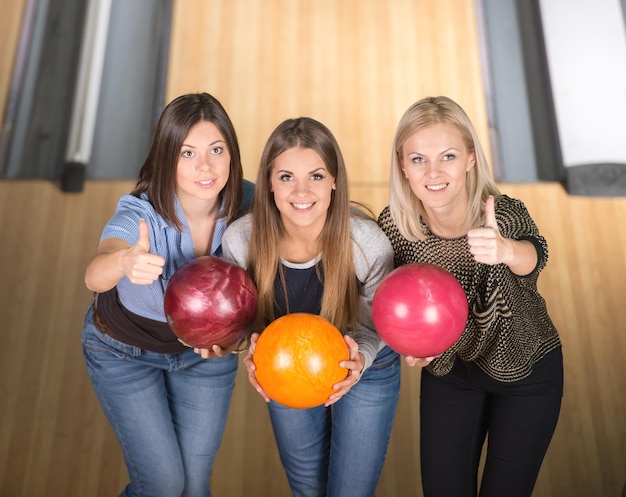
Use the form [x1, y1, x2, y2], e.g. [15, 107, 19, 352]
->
[378, 195, 561, 382]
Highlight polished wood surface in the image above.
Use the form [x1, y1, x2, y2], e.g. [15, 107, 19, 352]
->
[166, 0, 491, 184]
[0, 180, 625, 496]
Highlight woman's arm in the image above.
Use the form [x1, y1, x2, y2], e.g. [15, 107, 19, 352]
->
[350, 219, 395, 370]
[467, 195, 539, 277]
[84, 219, 165, 292]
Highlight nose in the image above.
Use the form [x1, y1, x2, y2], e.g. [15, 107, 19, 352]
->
[425, 160, 441, 176]
[293, 178, 309, 195]
[197, 153, 213, 170]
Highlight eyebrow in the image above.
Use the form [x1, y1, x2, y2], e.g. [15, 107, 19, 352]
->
[181, 139, 226, 148]
[408, 147, 459, 155]
[275, 166, 328, 175]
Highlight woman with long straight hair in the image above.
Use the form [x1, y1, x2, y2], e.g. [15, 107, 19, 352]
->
[82, 93, 253, 497]
[378, 96, 563, 497]
[222, 117, 401, 497]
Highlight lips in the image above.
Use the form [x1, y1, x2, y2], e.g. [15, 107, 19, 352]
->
[291, 202, 315, 210]
[197, 179, 216, 187]
[425, 183, 448, 191]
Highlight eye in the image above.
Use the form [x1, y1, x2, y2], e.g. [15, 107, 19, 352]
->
[181, 150, 195, 158]
[410, 156, 425, 164]
[277, 173, 292, 182]
[210, 146, 224, 155]
[442, 153, 456, 161]
[311, 172, 326, 181]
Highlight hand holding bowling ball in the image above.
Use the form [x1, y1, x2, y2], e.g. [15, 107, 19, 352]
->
[164, 256, 257, 349]
[372, 263, 468, 358]
[253, 313, 349, 409]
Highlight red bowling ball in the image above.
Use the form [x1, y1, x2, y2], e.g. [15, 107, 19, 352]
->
[372, 263, 468, 358]
[164, 256, 257, 349]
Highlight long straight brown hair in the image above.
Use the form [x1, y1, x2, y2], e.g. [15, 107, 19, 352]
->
[248, 117, 361, 332]
[131, 93, 244, 231]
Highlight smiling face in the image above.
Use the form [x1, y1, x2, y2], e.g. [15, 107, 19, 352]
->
[400, 122, 476, 218]
[175, 120, 231, 207]
[270, 147, 336, 236]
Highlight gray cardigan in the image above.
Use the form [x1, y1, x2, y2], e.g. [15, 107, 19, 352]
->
[222, 213, 394, 370]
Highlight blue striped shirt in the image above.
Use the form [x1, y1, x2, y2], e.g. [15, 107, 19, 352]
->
[100, 181, 254, 321]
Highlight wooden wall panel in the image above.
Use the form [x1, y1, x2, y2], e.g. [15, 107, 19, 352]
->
[0, 0, 26, 124]
[166, 0, 490, 187]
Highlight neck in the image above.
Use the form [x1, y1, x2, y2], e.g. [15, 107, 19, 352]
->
[423, 204, 468, 238]
[181, 197, 220, 223]
[280, 228, 322, 264]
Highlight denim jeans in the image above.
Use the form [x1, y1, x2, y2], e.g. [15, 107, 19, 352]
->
[82, 306, 237, 497]
[267, 345, 401, 497]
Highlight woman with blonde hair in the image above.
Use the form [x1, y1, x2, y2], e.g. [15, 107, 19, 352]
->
[378, 96, 563, 497]
[223, 117, 401, 497]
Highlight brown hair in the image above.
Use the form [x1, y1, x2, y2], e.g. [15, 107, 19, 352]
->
[131, 93, 244, 230]
[248, 117, 362, 332]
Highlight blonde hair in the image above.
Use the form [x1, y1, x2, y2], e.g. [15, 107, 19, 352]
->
[248, 117, 362, 332]
[389, 96, 500, 241]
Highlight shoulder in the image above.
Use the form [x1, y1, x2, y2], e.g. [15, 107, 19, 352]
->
[225, 212, 252, 236]
[378, 205, 391, 220]
[223, 213, 252, 246]
[494, 194, 537, 229]
[114, 193, 169, 226]
[494, 194, 545, 258]
[223, 213, 252, 266]
[351, 216, 386, 241]
[115, 193, 154, 216]
[495, 194, 525, 211]
[350, 217, 394, 283]
[103, 193, 169, 238]
[350, 217, 393, 257]
[376, 205, 394, 232]
[376, 205, 402, 246]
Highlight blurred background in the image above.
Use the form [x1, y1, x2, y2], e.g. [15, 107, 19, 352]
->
[1, 0, 625, 496]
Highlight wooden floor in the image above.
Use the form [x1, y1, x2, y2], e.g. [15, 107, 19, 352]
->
[1, 180, 625, 497]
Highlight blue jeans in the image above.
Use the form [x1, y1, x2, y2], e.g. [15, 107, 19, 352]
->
[82, 306, 237, 497]
[267, 345, 401, 497]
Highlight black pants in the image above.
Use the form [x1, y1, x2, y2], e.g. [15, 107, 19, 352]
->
[419, 347, 563, 497]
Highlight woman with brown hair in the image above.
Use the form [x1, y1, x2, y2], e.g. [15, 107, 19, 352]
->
[222, 117, 401, 497]
[82, 93, 253, 497]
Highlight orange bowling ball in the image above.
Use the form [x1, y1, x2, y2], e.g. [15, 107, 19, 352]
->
[253, 313, 349, 409]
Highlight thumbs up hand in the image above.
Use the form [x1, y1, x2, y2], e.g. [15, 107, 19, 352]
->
[120, 219, 166, 284]
[136, 217, 152, 252]
[467, 195, 512, 266]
